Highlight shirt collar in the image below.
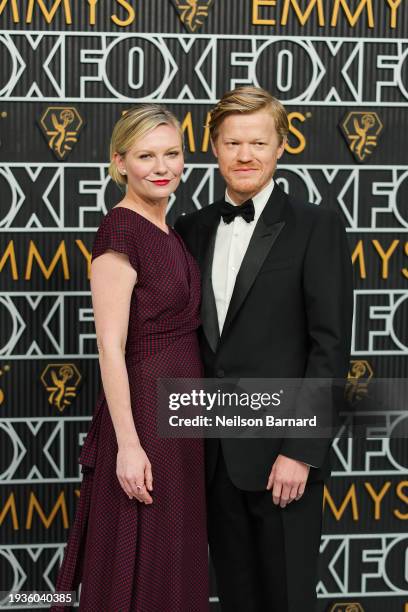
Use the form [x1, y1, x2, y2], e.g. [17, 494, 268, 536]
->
[224, 178, 275, 221]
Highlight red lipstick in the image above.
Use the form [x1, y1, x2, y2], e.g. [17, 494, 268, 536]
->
[152, 179, 170, 186]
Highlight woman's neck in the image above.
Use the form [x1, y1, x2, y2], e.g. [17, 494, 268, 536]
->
[121, 190, 168, 225]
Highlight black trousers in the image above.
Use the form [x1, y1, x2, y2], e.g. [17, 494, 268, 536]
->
[207, 448, 324, 612]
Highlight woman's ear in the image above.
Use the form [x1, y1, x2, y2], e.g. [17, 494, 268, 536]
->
[113, 151, 126, 175]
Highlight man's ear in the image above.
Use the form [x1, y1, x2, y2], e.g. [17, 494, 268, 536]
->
[210, 137, 218, 158]
[277, 137, 286, 160]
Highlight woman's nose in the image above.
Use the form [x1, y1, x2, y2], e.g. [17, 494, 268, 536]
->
[153, 157, 167, 174]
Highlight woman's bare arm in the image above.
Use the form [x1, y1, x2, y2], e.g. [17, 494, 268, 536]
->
[91, 250, 153, 503]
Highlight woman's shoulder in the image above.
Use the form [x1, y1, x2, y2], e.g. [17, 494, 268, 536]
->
[91, 207, 141, 269]
[105, 205, 139, 224]
[107, 206, 162, 233]
[99, 206, 146, 237]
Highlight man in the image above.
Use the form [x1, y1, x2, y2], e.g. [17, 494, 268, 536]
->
[175, 86, 353, 611]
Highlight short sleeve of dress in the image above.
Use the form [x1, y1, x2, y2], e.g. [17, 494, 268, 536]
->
[91, 209, 139, 272]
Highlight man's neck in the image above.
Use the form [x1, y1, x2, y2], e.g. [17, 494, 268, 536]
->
[225, 178, 275, 206]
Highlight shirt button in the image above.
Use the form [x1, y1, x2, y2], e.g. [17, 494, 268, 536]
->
[231, 266, 236, 271]
[217, 369, 225, 378]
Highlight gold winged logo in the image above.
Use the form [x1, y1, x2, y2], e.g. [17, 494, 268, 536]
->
[346, 360, 373, 403]
[39, 106, 84, 160]
[171, 0, 214, 32]
[41, 364, 82, 413]
[340, 111, 383, 163]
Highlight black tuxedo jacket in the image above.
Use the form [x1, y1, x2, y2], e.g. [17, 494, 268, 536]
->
[175, 184, 353, 490]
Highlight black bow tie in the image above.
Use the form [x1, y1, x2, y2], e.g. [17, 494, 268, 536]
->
[220, 199, 255, 224]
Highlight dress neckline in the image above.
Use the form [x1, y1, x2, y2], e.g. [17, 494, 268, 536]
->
[109, 206, 171, 236]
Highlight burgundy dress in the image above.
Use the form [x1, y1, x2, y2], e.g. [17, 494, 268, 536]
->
[51, 207, 209, 611]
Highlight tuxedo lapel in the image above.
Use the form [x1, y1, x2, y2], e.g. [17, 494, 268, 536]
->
[220, 184, 288, 342]
[199, 201, 222, 354]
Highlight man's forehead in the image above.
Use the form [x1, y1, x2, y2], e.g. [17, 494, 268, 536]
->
[219, 112, 276, 133]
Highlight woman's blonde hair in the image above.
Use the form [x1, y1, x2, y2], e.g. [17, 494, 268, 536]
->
[109, 104, 183, 186]
[209, 86, 289, 143]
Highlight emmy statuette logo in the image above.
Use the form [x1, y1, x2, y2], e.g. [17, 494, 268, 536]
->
[170, 0, 214, 32]
[38, 106, 84, 160]
[41, 364, 82, 412]
[340, 111, 383, 162]
[346, 360, 373, 404]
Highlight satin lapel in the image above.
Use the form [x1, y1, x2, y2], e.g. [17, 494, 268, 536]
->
[220, 184, 288, 342]
[199, 202, 222, 354]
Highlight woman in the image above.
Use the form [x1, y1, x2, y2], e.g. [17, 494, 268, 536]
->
[51, 105, 209, 611]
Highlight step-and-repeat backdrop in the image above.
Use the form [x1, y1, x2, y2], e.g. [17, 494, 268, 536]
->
[1, 1, 408, 610]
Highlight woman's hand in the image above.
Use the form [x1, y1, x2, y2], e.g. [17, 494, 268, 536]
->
[116, 443, 153, 504]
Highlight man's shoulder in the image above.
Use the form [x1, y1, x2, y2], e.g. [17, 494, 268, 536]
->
[176, 206, 209, 224]
[286, 192, 343, 228]
[175, 200, 221, 229]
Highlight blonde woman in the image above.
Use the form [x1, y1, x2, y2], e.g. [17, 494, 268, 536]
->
[51, 105, 209, 611]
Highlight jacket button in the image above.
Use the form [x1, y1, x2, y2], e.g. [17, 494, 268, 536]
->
[217, 369, 225, 378]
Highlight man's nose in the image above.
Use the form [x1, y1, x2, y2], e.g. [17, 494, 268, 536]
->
[237, 144, 253, 162]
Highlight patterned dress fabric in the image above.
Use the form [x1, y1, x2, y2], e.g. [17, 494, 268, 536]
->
[50, 207, 209, 611]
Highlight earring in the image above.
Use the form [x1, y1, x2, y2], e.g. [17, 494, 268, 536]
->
[121, 169, 127, 175]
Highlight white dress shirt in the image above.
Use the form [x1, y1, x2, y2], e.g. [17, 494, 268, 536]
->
[212, 178, 275, 334]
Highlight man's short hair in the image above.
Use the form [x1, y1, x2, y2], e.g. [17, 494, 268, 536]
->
[209, 86, 289, 144]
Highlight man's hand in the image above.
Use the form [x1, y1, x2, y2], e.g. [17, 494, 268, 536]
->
[266, 454, 310, 508]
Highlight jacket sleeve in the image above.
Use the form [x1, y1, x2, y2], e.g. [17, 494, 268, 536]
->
[279, 208, 354, 468]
